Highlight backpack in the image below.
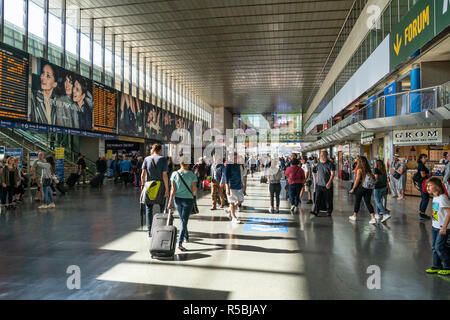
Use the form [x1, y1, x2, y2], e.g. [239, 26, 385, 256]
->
[362, 173, 376, 189]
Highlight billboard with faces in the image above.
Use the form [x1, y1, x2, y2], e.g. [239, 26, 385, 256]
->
[161, 110, 176, 142]
[30, 58, 93, 131]
[144, 102, 162, 141]
[118, 92, 145, 137]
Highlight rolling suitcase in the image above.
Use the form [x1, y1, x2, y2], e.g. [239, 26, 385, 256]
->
[90, 174, 102, 187]
[66, 173, 80, 187]
[150, 199, 173, 235]
[56, 181, 67, 195]
[150, 208, 177, 259]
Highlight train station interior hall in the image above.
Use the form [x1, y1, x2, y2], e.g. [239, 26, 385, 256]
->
[0, 0, 449, 300]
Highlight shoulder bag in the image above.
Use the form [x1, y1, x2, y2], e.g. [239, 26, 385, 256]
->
[176, 171, 199, 214]
[146, 157, 165, 205]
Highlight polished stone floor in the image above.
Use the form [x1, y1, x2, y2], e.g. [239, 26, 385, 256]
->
[0, 173, 449, 300]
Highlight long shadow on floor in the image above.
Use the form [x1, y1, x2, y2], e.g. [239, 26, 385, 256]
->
[189, 231, 296, 241]
[188, 241, 301, 254]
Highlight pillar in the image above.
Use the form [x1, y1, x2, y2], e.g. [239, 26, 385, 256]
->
[410, 64, 421, 113]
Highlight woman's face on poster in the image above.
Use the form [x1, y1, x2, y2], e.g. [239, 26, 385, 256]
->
[40, 64, 57, 92]
[72, 80, 85, 104]
[64, 76, 73, 96]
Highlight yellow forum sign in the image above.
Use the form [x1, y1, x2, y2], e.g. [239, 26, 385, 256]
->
[391, 0, 434, 69]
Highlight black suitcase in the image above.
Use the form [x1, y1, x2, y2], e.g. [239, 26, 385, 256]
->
[260, 176, 267, 184]
[150, 209, 177, 259]
[90, 174, 102, 187]
[66, 173, 80, 187]
[56, 182, 66, 195]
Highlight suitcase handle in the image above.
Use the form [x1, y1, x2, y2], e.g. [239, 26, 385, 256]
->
[163, 197, 172, 226]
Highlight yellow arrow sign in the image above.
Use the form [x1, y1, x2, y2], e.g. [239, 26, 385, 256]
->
[394, 33, 402, 55]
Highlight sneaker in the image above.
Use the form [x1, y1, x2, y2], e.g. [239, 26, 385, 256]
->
[426, 268, 442, 274]
[290, 205, 295, 213]
[438, 270, 450, 276]
[381, 214, 391, 223]
[419, 214, 431, 221]
[369, 218, 377, 224]
[349, 215, 357, 221]
[276, 208, 280, 213]
[178, 245, 187, 252]
[210, 206, 217, 210]
[47, 203, 55, 208]
[38, 204, 48, 209]
[232, 218, 241, 224]
[269, 207, 274, 214]
[375, 213, 381, 220]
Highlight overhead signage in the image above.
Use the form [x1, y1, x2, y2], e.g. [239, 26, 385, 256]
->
[0, 118, 117, 140]
[390, 0, 435, 70]
[0, 43, 29, 121]
[118, 136, 145, 143]
[436, 0, 450, 35]
[93, 82, 117, 134]
[393, 128, 450, 145]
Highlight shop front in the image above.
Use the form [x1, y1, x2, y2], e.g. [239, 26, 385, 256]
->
[392, 127, 450, 196]
[106, 136, 145, 158]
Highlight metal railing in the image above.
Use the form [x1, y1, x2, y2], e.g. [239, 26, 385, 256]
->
[319, 81, 450, 139]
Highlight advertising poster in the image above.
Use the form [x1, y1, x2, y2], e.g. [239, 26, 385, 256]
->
[144, 103, 162, 141]
[29, 58, 93, 131]
[118, 93, 144, 137]
[5, 148, 23, 168]
[162, 110, 176, 142]
[0, 146, 5, 160]
[54, 147, 64, 183]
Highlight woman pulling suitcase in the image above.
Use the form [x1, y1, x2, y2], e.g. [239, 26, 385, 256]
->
[167, 155, 198, 252]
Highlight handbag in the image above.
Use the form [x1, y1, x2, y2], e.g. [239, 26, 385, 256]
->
[422, 179, 428, 194]
[176, 171, 199, 214]
[393, 172, 401, 180]
[145, 158, 164, 205]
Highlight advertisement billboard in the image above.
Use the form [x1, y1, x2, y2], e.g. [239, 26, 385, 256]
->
[29, 57, 94, 131]
[118, 93, 144, 137]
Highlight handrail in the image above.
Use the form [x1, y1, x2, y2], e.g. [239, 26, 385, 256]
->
[317, 81, 450, 139]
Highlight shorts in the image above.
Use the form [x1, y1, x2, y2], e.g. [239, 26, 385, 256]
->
[303, 183, 311, 192]
[227, 189, 244, 204]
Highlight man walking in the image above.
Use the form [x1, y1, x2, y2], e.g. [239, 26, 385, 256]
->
[210, 155, 225, 210]
[31, 151, 46, 202]
[224, 153, 244, 224]
[96, 156, 107, 186]
[140, 144, 169, 237]
[311, 151, 336, 217]
[77, 154, 87, 185]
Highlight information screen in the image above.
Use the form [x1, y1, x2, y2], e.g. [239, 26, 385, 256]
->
[93, 82, 117, 134]
[0, 43, 29, 120]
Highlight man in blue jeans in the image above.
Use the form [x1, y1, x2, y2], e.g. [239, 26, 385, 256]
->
[140, 144, 169, 237]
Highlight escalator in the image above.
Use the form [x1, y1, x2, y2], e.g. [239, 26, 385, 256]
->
[0, 127, 97, 180]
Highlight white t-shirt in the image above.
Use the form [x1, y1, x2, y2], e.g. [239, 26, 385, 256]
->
[302, 163, 311, 180]
[431, 194, 450, 229]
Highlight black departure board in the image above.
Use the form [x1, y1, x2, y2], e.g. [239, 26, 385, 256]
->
[0, 43, 29, 120]
[93, 82, 117, 134]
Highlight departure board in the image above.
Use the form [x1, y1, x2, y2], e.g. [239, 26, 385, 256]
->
[0, 43, 29, 120]
[93, 82, 117, 133]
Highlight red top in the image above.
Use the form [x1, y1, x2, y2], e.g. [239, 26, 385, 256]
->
[284, 165, 305, 185]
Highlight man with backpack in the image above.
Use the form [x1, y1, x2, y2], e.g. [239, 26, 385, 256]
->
[311, 151, 336, 217]
[140, 144, 169, 236]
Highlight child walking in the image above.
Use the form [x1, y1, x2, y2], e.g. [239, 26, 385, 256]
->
[425, 178, 450, 276]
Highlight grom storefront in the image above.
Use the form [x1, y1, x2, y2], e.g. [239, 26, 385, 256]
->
[392, 127, 450, 196]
